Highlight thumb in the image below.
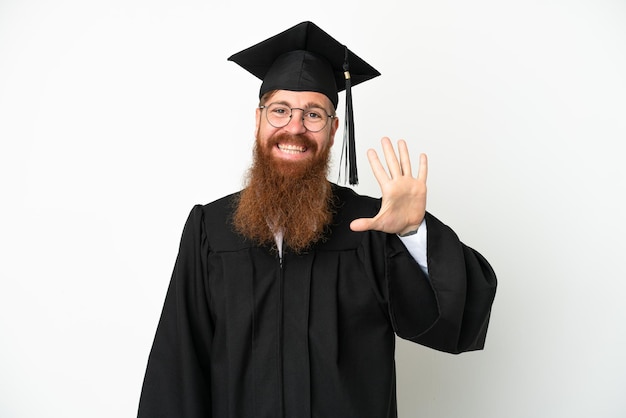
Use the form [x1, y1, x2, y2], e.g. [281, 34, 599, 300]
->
[350, 217, 375, 232]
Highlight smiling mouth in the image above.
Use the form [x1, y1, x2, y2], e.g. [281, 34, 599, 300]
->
[277, 143, 307, 154]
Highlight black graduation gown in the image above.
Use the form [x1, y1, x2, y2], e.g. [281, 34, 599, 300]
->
[138, 184, 497, 418]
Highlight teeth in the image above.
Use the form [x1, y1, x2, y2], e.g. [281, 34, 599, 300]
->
[278, 144, 306, 154]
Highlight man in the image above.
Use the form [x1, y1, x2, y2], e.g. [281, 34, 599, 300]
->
[138, 21, 497, 418]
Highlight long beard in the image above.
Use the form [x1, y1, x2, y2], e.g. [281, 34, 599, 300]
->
[232, 133, 335, 253]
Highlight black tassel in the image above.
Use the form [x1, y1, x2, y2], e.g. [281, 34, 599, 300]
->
[341, 46, 358, 185]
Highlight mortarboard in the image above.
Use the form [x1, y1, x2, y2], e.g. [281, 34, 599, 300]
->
[228, 21, 380, 185]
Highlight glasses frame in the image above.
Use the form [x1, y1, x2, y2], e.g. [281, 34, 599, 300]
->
[259, 103, 336, 133]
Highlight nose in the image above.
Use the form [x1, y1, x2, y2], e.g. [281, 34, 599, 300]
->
[283, 109, 307, 134]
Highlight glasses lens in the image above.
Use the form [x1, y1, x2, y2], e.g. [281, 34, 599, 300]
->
[265, 103, 330, 132]
[301, 107, 329, 132]
[266, 103, 291, 128]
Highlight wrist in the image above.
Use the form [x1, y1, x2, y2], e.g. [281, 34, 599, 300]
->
[398, 224, 420, 237]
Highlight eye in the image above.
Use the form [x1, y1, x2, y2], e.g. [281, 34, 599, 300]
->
[305, 108, 324, 120]
[269, 104, 290, 117]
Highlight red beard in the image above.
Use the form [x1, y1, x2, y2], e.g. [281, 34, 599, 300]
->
[232, 133, 335, 253]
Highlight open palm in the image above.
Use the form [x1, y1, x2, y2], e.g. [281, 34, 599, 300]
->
[350, 137, 428, 236]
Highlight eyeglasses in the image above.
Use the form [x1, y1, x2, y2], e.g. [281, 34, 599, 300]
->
[259, 102, 336, 132]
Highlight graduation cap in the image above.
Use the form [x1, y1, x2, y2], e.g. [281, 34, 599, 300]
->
[228, 21, 380, 185]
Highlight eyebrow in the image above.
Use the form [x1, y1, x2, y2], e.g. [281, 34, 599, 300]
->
[271, 100, 333, 114]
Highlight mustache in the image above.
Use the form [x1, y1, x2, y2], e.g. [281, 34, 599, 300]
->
[267, 133, 318, 152]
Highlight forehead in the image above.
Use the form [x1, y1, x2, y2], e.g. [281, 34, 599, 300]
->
[267, 90, 333, 109]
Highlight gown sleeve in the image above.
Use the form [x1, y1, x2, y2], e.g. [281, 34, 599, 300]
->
[387, 212, 497, 354]
[137, 205, 213, 417]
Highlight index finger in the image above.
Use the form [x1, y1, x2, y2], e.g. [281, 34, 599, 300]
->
[366, 148, 391, 187]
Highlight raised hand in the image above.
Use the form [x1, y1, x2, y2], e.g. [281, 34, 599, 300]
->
[350, 137, 428, 235]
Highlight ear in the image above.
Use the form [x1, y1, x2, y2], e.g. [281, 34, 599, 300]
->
[254, 107, 262, 137]
[328, 114, 340, 147]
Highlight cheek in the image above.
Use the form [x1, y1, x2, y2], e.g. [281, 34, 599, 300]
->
[256, 124, 274, 147]
[257, 134, 273, 154]
[317, 134, 334, 153]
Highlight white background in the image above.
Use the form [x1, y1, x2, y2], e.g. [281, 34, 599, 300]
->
[1, 1, 625, 417]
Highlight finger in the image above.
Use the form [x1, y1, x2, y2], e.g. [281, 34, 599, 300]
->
[380, 137, 402, 179]
[397, 139, 412, 177]
[366, 149, 391, 187]
[350, 217, 373, 232]
[418, 153, 428, 182]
